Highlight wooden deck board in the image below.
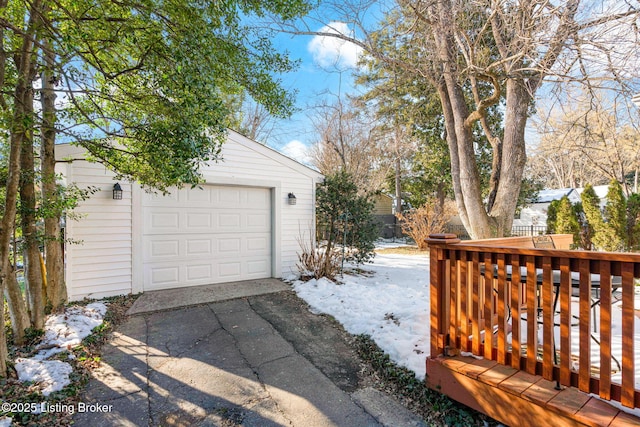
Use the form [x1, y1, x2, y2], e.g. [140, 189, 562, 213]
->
[426, 355, 640, 427]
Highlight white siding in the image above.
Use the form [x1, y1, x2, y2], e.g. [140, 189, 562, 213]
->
[56, 144, 133, 301]
[58, 130, 322, 300]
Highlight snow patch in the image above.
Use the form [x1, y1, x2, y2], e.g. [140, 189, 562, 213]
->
[14, 302, 108, 397]
[14, 358, 74, 396]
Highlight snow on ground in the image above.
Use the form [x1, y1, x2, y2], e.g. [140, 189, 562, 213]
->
[292, 244, 640, 398]
[371, 237, 413, 249]
[293, 248, 431, 378]
[14, 359, 74, 396]
[14, 302, 108, 396]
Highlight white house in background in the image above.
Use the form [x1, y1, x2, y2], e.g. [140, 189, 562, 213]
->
[513, 188, 581, 228]
[56, 129, 323, 301]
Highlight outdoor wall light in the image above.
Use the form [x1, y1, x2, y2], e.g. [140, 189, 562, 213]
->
[113, 183, 123, 200]
[288, 192, 297, 205]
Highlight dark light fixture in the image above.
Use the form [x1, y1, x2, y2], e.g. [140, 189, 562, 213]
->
[113, 183, 123, 200]
[287, 192, 297, 205]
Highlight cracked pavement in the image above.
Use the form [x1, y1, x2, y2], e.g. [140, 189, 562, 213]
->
[73, 290, 427, 427]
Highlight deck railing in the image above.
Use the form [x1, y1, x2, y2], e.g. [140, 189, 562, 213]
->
[426, 233, 640, 408]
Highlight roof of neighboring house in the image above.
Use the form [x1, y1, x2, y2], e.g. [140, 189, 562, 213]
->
[533, 188, 579, 203]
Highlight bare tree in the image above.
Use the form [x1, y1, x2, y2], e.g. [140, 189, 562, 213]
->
[309, 98, 391, 193]
[530, 91, 640, 193]
[276, 0, 640, 238]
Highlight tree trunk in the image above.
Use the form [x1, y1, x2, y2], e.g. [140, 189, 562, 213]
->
[394, 157, 402, 237]
[432, 4, 493, 239]
[20, 87, 45, 328]
[41, 37, 67, 309]
[487, 80, 530, 236]
[4, 265, 31, 344]
[0, 0, 41, 377]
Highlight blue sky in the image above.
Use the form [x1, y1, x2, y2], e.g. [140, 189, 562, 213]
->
[264, 22, 366, 163]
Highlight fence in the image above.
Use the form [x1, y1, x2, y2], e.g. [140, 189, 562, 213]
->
[443, 225, 548, 240]
[426, 233, 640, 408]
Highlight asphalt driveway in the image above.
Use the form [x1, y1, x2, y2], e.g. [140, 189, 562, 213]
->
[73, 281, 427, 426]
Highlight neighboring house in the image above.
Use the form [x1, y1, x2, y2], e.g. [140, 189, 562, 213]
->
[372, 193, 393, 216]
[56, 129, 323, 301]
[372, 193, 397, 238]
[513, 188, 581, 228]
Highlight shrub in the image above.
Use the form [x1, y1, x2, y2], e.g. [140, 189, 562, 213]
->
[627, 193, 640, 251]
[603, 179, 626, 252]
[396, 199, 456, 250]
[296, 233, 341, 280]
[554, 196, 581, 248]
[315, 171, 378, 266]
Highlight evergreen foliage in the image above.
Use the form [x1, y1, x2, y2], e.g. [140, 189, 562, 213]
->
[627, 193, 640, 251]
[546, 199, 559, 234]
[316, 171, 378, 266]
[581, 184, 610, 251]
[603, 180, 627, 252]
[554, 196, 581, 247]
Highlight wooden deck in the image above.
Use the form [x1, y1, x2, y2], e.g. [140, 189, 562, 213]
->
[426, 355, 640, 427]
[424, 233, 640, 426]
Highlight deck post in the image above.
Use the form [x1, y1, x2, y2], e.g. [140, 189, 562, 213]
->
[425, 234, 461, 358]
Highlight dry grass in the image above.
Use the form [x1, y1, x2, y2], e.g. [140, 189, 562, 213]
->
[375, 246, 426, 256]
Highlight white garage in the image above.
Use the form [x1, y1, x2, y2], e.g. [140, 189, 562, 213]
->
[57, 130, 323, 300]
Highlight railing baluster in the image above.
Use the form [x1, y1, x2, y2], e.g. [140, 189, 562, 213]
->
[472, 252, 481, 355]
[484, 252, 494, 359]
[599, 261, 612, 400]
[526, 255, 538, 375]
[510, 255, 522, 369]
[559, 258, 572, 387]
[497, 253, 507, 364]
[621, 262, 635, 407]
[449, 250, 458, 352]
[460, 251, 469, 351]
[541, 256, 554, 381]
[579, 259, 592, 392]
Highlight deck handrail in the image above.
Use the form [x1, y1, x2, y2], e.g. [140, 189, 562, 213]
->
[426, 233, 640, 408]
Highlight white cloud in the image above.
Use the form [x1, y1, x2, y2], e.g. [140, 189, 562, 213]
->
[308, 22, 363, 70]
[280, 139, 312, 165]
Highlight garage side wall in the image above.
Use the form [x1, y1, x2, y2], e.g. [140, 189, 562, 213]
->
[56, 145, 133, 301]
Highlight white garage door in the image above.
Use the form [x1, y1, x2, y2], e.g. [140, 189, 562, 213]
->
[142, 185, 271, 291]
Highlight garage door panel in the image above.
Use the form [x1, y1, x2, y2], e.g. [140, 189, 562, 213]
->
[247, 259, 269, 275]
[150, 240, 180, 257]
[142, 185, 271, 291]
[151, 267, 179, 285]
[185, 187, 212, 203]
[218, 213, 241, 228]
[247, 236, 269, 252]
[186, 213, 212, 228]
[218, 237, 241, 253]
[218, 187, 242, 206]
[186, 239, 212, 256]
[186, 264, 212, 281]
[246, 213, 269, 229]
[219, 261, 241, 278]
[150, 211, 180, 229]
